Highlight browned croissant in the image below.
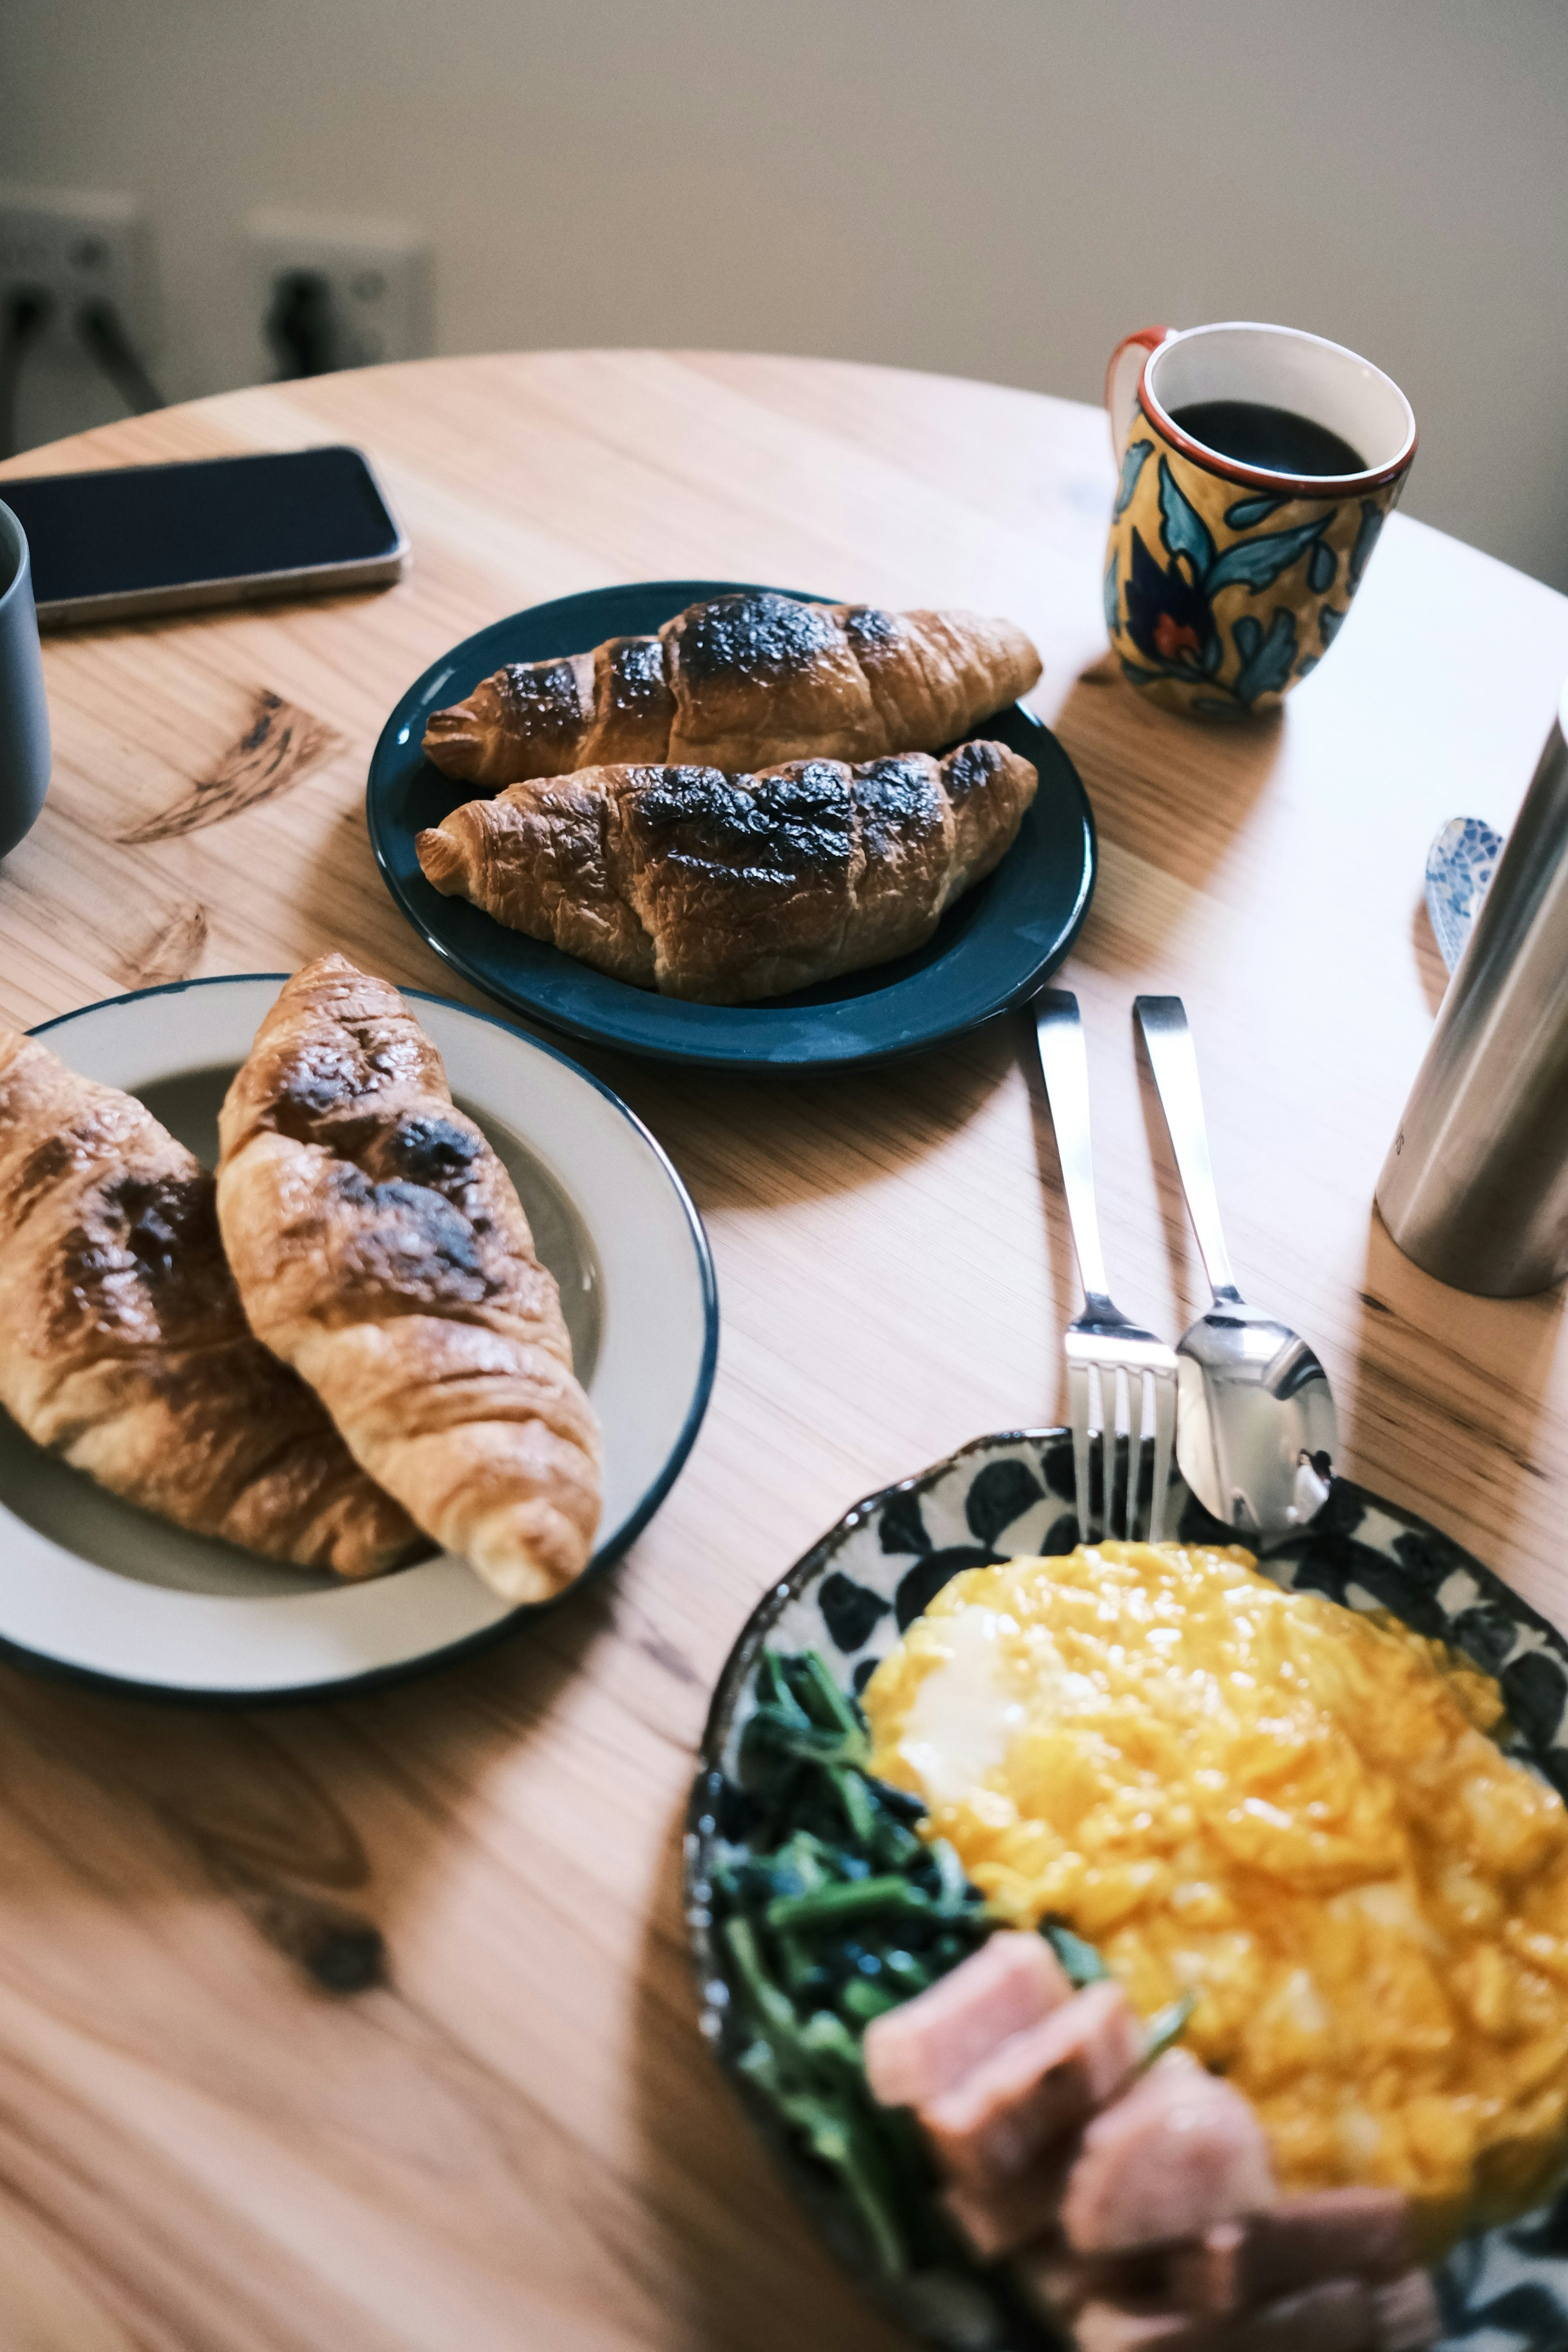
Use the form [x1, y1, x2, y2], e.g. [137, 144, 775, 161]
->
[422, 593, 1042, 784]
[216, 956, 602, 1605]
[0, 1031, 423, 1575]
[416, 740, 1038, 1003]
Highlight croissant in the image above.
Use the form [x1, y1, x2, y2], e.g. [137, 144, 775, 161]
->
[0, 1031, 423, 1576]
[416, 740, 1038, 1003]
[422, 593, 1042, 785]
[216, 955, 602, 1605]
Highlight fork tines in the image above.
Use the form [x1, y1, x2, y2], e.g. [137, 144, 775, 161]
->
[1065, 1327, 1178, 1546]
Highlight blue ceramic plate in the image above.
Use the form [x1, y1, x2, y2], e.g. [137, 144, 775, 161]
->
[686, 1431, 1568, 2350]
[366, 580, 1096, 1072]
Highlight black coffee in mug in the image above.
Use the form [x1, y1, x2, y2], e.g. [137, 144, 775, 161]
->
[1170, 399, 1366, 477]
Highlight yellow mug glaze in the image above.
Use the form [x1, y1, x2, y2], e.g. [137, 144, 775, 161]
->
[1102, 324, 1415, 717]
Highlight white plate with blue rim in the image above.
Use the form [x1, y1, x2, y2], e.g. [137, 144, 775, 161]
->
[687, 1428, 1568, 2352]
[1, 975, 717, 1702]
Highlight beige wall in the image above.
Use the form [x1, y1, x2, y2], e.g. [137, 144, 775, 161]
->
[4, 0, 1567, 587]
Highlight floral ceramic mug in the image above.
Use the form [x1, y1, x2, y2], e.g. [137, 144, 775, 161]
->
[1102, 321, 1416, 715]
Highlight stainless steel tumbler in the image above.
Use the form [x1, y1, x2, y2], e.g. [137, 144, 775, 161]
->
[1378, 677, 1568, 1294]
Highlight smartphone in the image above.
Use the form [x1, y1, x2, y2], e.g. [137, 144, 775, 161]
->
[0, 445, 408, 629]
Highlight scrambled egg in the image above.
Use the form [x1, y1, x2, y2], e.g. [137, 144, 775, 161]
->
[862, 1541, 1568, 2239]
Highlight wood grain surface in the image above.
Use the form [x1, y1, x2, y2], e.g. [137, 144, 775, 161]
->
[2, 350, 1568, 2350]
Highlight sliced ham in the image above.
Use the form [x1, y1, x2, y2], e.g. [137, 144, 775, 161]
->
[1011, 2239, 1096, 2325]
[942, 2147, 1074, 2262]
[1062, 2050, 1276, 2254]
[862, 1930, 1070, 2109]
[1073, 2306, 1189, 2352]
[922, 1979, 1145, 2190]
[1013, 2230, 1435, 2348]
[1074, 2278, 1374, 2351]
[1167, 2191, 1414, 2314]
[1011, 2238, 1170, 2323]
[1369, 2270, 1441, 2350]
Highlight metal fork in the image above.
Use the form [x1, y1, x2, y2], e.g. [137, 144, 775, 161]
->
[1031, 989, 1178, 1544]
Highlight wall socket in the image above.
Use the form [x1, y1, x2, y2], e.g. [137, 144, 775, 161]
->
[0, 186, 156, 366]
[247, 212, 432, 380]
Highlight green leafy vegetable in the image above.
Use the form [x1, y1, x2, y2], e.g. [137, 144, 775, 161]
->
[708, 1649, 993, 2273]
[706, 1648, 1199, 2278]
[766, 1875, 935, 1933]
[1143, 1989, 1200, 2065]
[1041, 1917, 1111, 1986]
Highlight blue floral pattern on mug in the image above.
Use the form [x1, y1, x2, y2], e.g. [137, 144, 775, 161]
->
[1105, 434, 1408, 716]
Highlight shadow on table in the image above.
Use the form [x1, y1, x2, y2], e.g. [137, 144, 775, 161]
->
[608, 1020, 1022, 1214]
[1410, 894, 1449, 1018]
[1343, 1211, 1568, 1613]
[1054, 657, 1285, 956]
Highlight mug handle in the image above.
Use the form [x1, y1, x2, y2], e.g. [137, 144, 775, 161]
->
[1105, 325, 1172, 463]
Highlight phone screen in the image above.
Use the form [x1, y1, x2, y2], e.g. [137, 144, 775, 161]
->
[1, 445, 403, 607]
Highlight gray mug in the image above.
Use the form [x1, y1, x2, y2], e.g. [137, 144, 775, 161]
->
[0, 499, 51, 857]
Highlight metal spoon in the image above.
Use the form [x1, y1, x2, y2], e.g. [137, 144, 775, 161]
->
[1134, 997, 1337, 1536]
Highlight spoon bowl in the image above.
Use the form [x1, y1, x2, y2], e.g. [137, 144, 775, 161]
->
[1135, 997, 1338, 1539]
[1174, 1298, 1338, 1536]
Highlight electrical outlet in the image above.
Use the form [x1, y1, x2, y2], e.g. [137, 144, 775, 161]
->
[0, 186, 156, 366]
[247, 213, 432, 380]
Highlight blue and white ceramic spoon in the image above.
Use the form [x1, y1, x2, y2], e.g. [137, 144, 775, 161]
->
[1426, 816, 1504, 974]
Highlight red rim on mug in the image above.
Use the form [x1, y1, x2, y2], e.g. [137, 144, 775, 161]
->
[1106, 321, 1417, 496]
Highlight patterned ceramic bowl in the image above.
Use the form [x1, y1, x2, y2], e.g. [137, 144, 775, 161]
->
[686, 1428, 1568, 2351]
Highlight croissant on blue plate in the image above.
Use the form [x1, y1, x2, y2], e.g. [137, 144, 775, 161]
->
[416, 739, 1038, 1003]
[421, 592, 1042, 785]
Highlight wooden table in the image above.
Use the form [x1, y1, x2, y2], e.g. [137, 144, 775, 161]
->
[2, 352, 1567, 2351]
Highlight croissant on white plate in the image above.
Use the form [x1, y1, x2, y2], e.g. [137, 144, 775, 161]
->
[216, 955, 602, 1605]
[0, 1031, 423, 1575]
[422, 592, 1042, 784]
